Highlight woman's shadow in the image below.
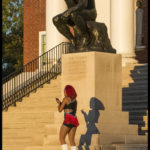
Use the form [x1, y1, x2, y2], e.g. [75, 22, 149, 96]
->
[78, 97, 105, 150]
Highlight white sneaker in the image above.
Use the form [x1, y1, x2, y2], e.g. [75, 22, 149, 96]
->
[71, 146, 76, 150]
[61, 144, 68, 150]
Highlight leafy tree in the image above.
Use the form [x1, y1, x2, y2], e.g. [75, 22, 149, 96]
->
[2, 0, 24, 78]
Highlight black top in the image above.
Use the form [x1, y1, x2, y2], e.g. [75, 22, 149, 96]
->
[64, 99, 77, 114]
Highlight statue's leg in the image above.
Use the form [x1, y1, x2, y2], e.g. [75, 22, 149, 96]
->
[70, 12, 88, 36]
[53, 14, 75, 46]
[70, 9, 97, 50]
[70, 11, 90, 49]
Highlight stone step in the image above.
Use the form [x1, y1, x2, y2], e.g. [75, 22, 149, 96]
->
[122, 105, 148, 111]
[3, 118, 53, 125]
[2, 145, 26, 150]
[5, 106, 57, 112]
[130, 67, 148, 72]
[30, 80, 61, 87]
[114, 144, 148, 150]
[12, 100, 58, 108]
[14, 102, 58, 108]
[26, 94, 61, 100]
[2, 121, 53, 129]
[125, 63, 147, 68]
[21, 97, 61, 104]
[96, 124, 138, 135]
[128, 115, 144, 121]
[27, 92, 61, 99]
[3, 128, 45, 137]
[44, 123, 138, 136]
[124, 135, 148, 144]
[129, 76, 148, 81]
[130, 68, 148, 73]
[31, 134, 148, 149]
[6, 105, 58, 112]
[54, 111, 129, 124]
[122, 68, 148, 76]
[25, 145, 115, 150]
[128, 116, 146, 123]
[3, 111, 54, 120]
[122, 95, 148, 101]
[122, 86, 148, 92]
[122, 99, 147, 105]
[2, 137, 32, 146]
[23, 87, 60, 94]
[128, 82, 148, 88]
[42, 134, 148, 146]
[127, 110, 147, 116]
[122, 84, 147, 89]
[128, 120, 145, 126]
[35, 84, 61, 90]
[129, 80, 148, 84]
[122, 71, 147, 78]
[122, 91, 147, 96]
[141, 126, 148, 131]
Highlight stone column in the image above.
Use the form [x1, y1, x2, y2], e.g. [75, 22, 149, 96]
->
[111, 0, 138, 66]
[46, 0, 68, 51]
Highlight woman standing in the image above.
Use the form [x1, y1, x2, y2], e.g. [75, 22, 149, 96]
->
[56, 85, 79, 150]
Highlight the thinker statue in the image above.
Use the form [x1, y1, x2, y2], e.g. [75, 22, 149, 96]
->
[53, 0, 116, 53]
[135, 0, 145, 49]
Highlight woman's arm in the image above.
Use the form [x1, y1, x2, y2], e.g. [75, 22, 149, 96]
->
[58, 97, 68, 112]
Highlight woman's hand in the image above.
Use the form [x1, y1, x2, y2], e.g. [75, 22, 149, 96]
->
[58, 97, 68, 112]
[56, 98, 61, 104]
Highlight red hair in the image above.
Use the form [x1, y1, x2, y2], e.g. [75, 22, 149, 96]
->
[64, 85, 77, 100]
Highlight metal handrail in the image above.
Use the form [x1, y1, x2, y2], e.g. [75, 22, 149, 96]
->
[2, 42, 71, 111]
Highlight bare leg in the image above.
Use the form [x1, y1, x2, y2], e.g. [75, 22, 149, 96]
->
[68, 127, 77, 146]
[59, 125, 70, 145]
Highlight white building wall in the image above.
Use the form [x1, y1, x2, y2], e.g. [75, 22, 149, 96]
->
[46, 0, 68, 51]
[95, 0, 111, 38]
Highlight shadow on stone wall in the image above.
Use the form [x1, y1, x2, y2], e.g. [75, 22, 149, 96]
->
[122, 64, 148, 135]
[78, 97, 105, 150]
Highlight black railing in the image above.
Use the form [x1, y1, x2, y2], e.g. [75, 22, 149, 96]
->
[2, 42, 72, 111]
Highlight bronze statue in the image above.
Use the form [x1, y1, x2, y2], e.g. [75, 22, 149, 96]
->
[53, 0, 116, 53]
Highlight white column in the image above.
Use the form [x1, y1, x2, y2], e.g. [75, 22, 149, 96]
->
[95, 0, 111, 38]
[46, 0, 68, 51]
[111, 0, 138, 66]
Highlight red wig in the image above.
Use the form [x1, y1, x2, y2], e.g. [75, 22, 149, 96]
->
[64, 85, 77, 100]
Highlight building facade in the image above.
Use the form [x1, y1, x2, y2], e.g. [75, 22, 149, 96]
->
[23, 0, 148, 66]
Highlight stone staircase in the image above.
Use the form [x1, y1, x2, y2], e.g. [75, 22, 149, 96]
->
[2, 76, 62, 150]
[141, 111, 148, 134]
[2, 64, 148, 150]
[122, 63, 148, 135]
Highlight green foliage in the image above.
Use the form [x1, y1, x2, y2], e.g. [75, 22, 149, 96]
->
[2, 0, 24, 78]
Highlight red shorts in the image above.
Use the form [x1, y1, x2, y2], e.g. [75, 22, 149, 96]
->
[63, 113, 79, 128]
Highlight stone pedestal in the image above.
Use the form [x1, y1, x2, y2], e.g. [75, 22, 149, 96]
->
[61, 52, 122, 111]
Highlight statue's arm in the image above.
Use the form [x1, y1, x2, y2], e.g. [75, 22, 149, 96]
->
[63, 0, 87, 18]
[64, 0, 76, 8]
[68, 0, 88, 12]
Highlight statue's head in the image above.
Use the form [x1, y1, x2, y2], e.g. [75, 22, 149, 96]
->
[136, 0, 142, 8]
